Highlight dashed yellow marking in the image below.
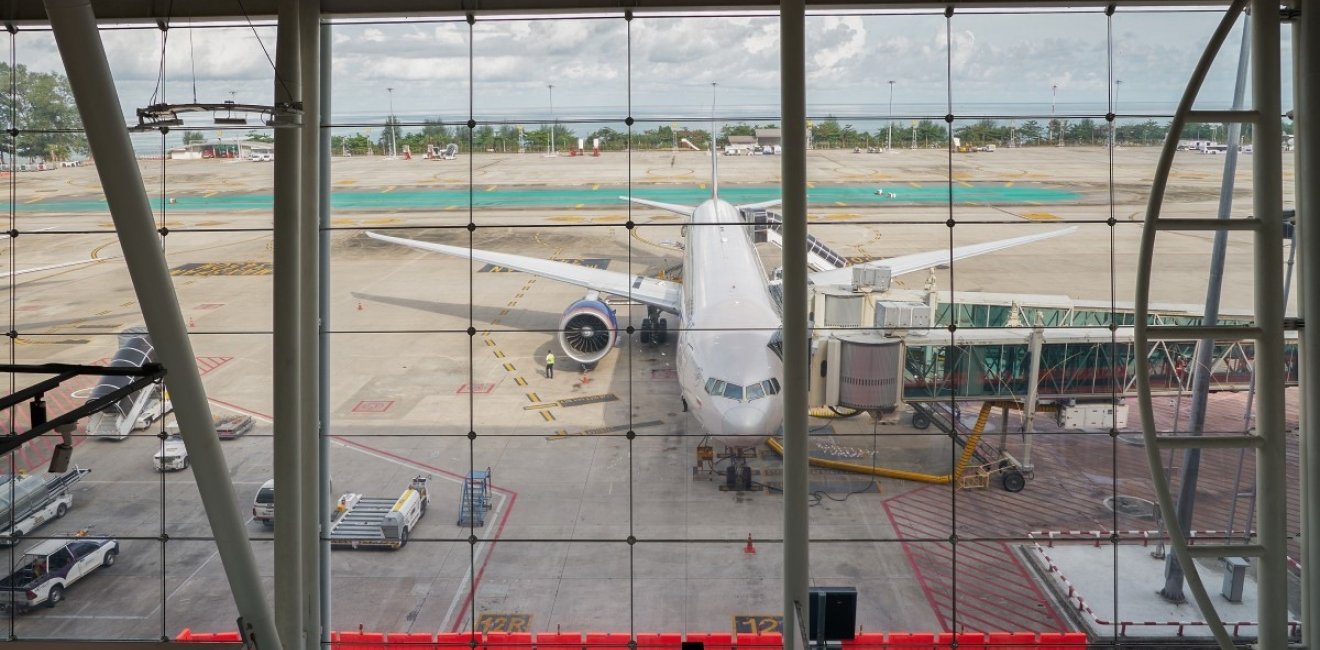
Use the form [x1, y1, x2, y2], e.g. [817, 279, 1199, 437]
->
[491, 319, 502, 326]
[382, 186, 396, 193]
[958, 181, 973, 188]
[591, 183, 601, 191]
[1026, 200, 1042, 206]
[503, 362, 515, 372]
[1004, 181, 1015, 188]
[835, 201, 847, 207]
[499, 309, 510, 316]
[515, 293, 525, 299]
[514, 376, 527, 387]
[445, 205, 459, 211]
[807, 181, 816, 189]
[575, 203, 584, 209]
[507, 301, 518, 307]
[526, 392, 540, 402]
[484, 338, 496, 347]
[24, 197, 43, 204]
[909, 182, 921, 188]
[203, 191, 218, 198]
[485, 185, 497, 192]
[1022, 212, 1061, 221]
[494, 350, 506, 358]
[540, 411, 556, 422]
[334, 179, 356, 185]
[698, 183, 707, 190]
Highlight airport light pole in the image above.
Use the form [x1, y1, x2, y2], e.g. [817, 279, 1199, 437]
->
[386, 87, 396, 158]
[886, 80, 895, 151]
[547, 84, 555, 156]
[1113, 80, 1123, 148]
[1051, 83, 1058, 146]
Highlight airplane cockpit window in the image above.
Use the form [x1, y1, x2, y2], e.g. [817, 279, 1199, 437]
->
[745, 382, 766, 401]
[723, 383, 744, 401]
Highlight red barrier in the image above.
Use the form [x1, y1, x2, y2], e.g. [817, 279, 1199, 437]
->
[488, 632, 532, 650]
[388, 632, 437, 650]
[986, 632, 1035, 649]
[735, 632, 782, 649]
[438, 631, 481, 650]
[635, 632, 682, 650]
[536, 632, 583, 650]
[685, 632, 732, 650]
[585, 632, 631, 650]
[339, 631, 388, 650]
[839, 632, 885, 650]
[1036, 632, 1087, 649]
[883, 632, 936, 649]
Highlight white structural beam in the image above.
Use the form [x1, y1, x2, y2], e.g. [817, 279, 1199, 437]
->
[41, 2, 282, 649]
[273, 0, 305, 648]
[779, 2, 809, 650]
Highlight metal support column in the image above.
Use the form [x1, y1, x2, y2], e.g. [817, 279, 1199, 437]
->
[779, 2, 808, 650]
[1249, 3, 1288, 647]
[41, 2, 282, 649]
[273, 0, 304, 647]
[1296, 0, 1319, 643]
[298, 3, 321, 649]
[1021, 319, 1043, 472]
[318, 20, 334, 650]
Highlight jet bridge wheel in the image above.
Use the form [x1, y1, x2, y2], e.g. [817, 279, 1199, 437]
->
[911, 411, 931, 430]
[640, 318, 654, 344]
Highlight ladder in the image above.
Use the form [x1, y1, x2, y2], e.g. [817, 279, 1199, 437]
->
[456, 468, 492, 527]
[1133, 2, 1288, 648]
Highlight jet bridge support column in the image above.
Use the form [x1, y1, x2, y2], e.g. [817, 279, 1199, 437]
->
[780, 2, 809, 650]
[41, 2, 282, 650]
[273, 0, 305, 647]
[1294, 0, 1319, 644]
[298, 2, 322, 649]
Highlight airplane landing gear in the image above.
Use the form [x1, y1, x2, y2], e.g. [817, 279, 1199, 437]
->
[719, 448, 759, 492]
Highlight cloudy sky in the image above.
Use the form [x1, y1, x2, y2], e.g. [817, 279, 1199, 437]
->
[13, 8, 1295, 132]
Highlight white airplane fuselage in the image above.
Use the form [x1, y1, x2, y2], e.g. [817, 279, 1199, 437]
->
[674, 198, 784, 449]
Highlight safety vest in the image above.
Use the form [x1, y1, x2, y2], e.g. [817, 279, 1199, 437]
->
[546, 353, 556, 365]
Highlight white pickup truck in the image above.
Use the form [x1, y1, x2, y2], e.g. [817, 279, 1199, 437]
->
[153, 434, 189, 471]
[0, 536, 119, 612]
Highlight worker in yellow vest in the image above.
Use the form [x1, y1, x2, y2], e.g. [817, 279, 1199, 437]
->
[545, 351, 556, 378]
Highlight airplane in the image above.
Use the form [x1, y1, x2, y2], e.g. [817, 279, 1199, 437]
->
[366, 151, 1074, 452]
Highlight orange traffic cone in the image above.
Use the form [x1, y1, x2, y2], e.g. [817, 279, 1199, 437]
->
[581, 372, 591, 385]
[744, 534, 756, 554]
[188, 317, 195, 329]
[357, 302, 364, 311]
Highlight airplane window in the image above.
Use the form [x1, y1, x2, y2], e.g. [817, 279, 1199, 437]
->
[767, 378, 781, 394]
[745, 382, 766, 401]
[707, 379, 726, 396]
[723, 383, 743, 401]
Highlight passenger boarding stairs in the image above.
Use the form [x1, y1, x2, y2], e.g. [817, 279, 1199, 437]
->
[1133, 2, 1290, 648]
[456, 469, 492, 527]
[87, 384, 162, 439]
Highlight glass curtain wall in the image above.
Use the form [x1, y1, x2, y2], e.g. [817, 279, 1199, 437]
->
[0, 5, 1299, 646]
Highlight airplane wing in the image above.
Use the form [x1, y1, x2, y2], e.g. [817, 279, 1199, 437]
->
[621, 196, 695, 218]
[808, 227, 1078, 285]
[737, 199, 781, 212]
[366, 232, 683, 314]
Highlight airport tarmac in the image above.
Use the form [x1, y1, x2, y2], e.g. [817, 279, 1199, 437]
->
[0, 146, 1296, 641]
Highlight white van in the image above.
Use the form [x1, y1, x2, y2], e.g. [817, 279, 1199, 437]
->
[252, 480, 275, 527]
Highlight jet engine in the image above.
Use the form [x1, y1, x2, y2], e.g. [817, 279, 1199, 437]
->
[557, 298, 619, 365]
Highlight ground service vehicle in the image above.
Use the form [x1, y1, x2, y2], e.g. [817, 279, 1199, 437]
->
[329, 476, 430, 549]
[0, 469, 90, 544]
[253, 479, 275, 527]
[0, 535, 118, 612]
[153, 434, 189, 471]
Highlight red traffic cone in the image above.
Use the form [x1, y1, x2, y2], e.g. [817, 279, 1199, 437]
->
[357, 302, 364, 311]
[744, 534, 756, 554]
[188, 317, 195, 329]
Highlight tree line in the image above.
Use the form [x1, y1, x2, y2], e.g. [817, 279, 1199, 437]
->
[331, 116, 1295, 155]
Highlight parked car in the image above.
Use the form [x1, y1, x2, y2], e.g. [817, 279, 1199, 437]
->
[253, 479, 275, 528]
[215, 415, 255, 440]
[0, 535, 118, 612]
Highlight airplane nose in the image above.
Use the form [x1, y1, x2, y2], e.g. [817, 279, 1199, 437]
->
[721, 406, 767, 442]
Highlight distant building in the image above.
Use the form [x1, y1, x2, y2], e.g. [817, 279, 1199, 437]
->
[726, 135, 756, 154]
[755, 128, 782, 148]
[168, 139, 267, 160]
